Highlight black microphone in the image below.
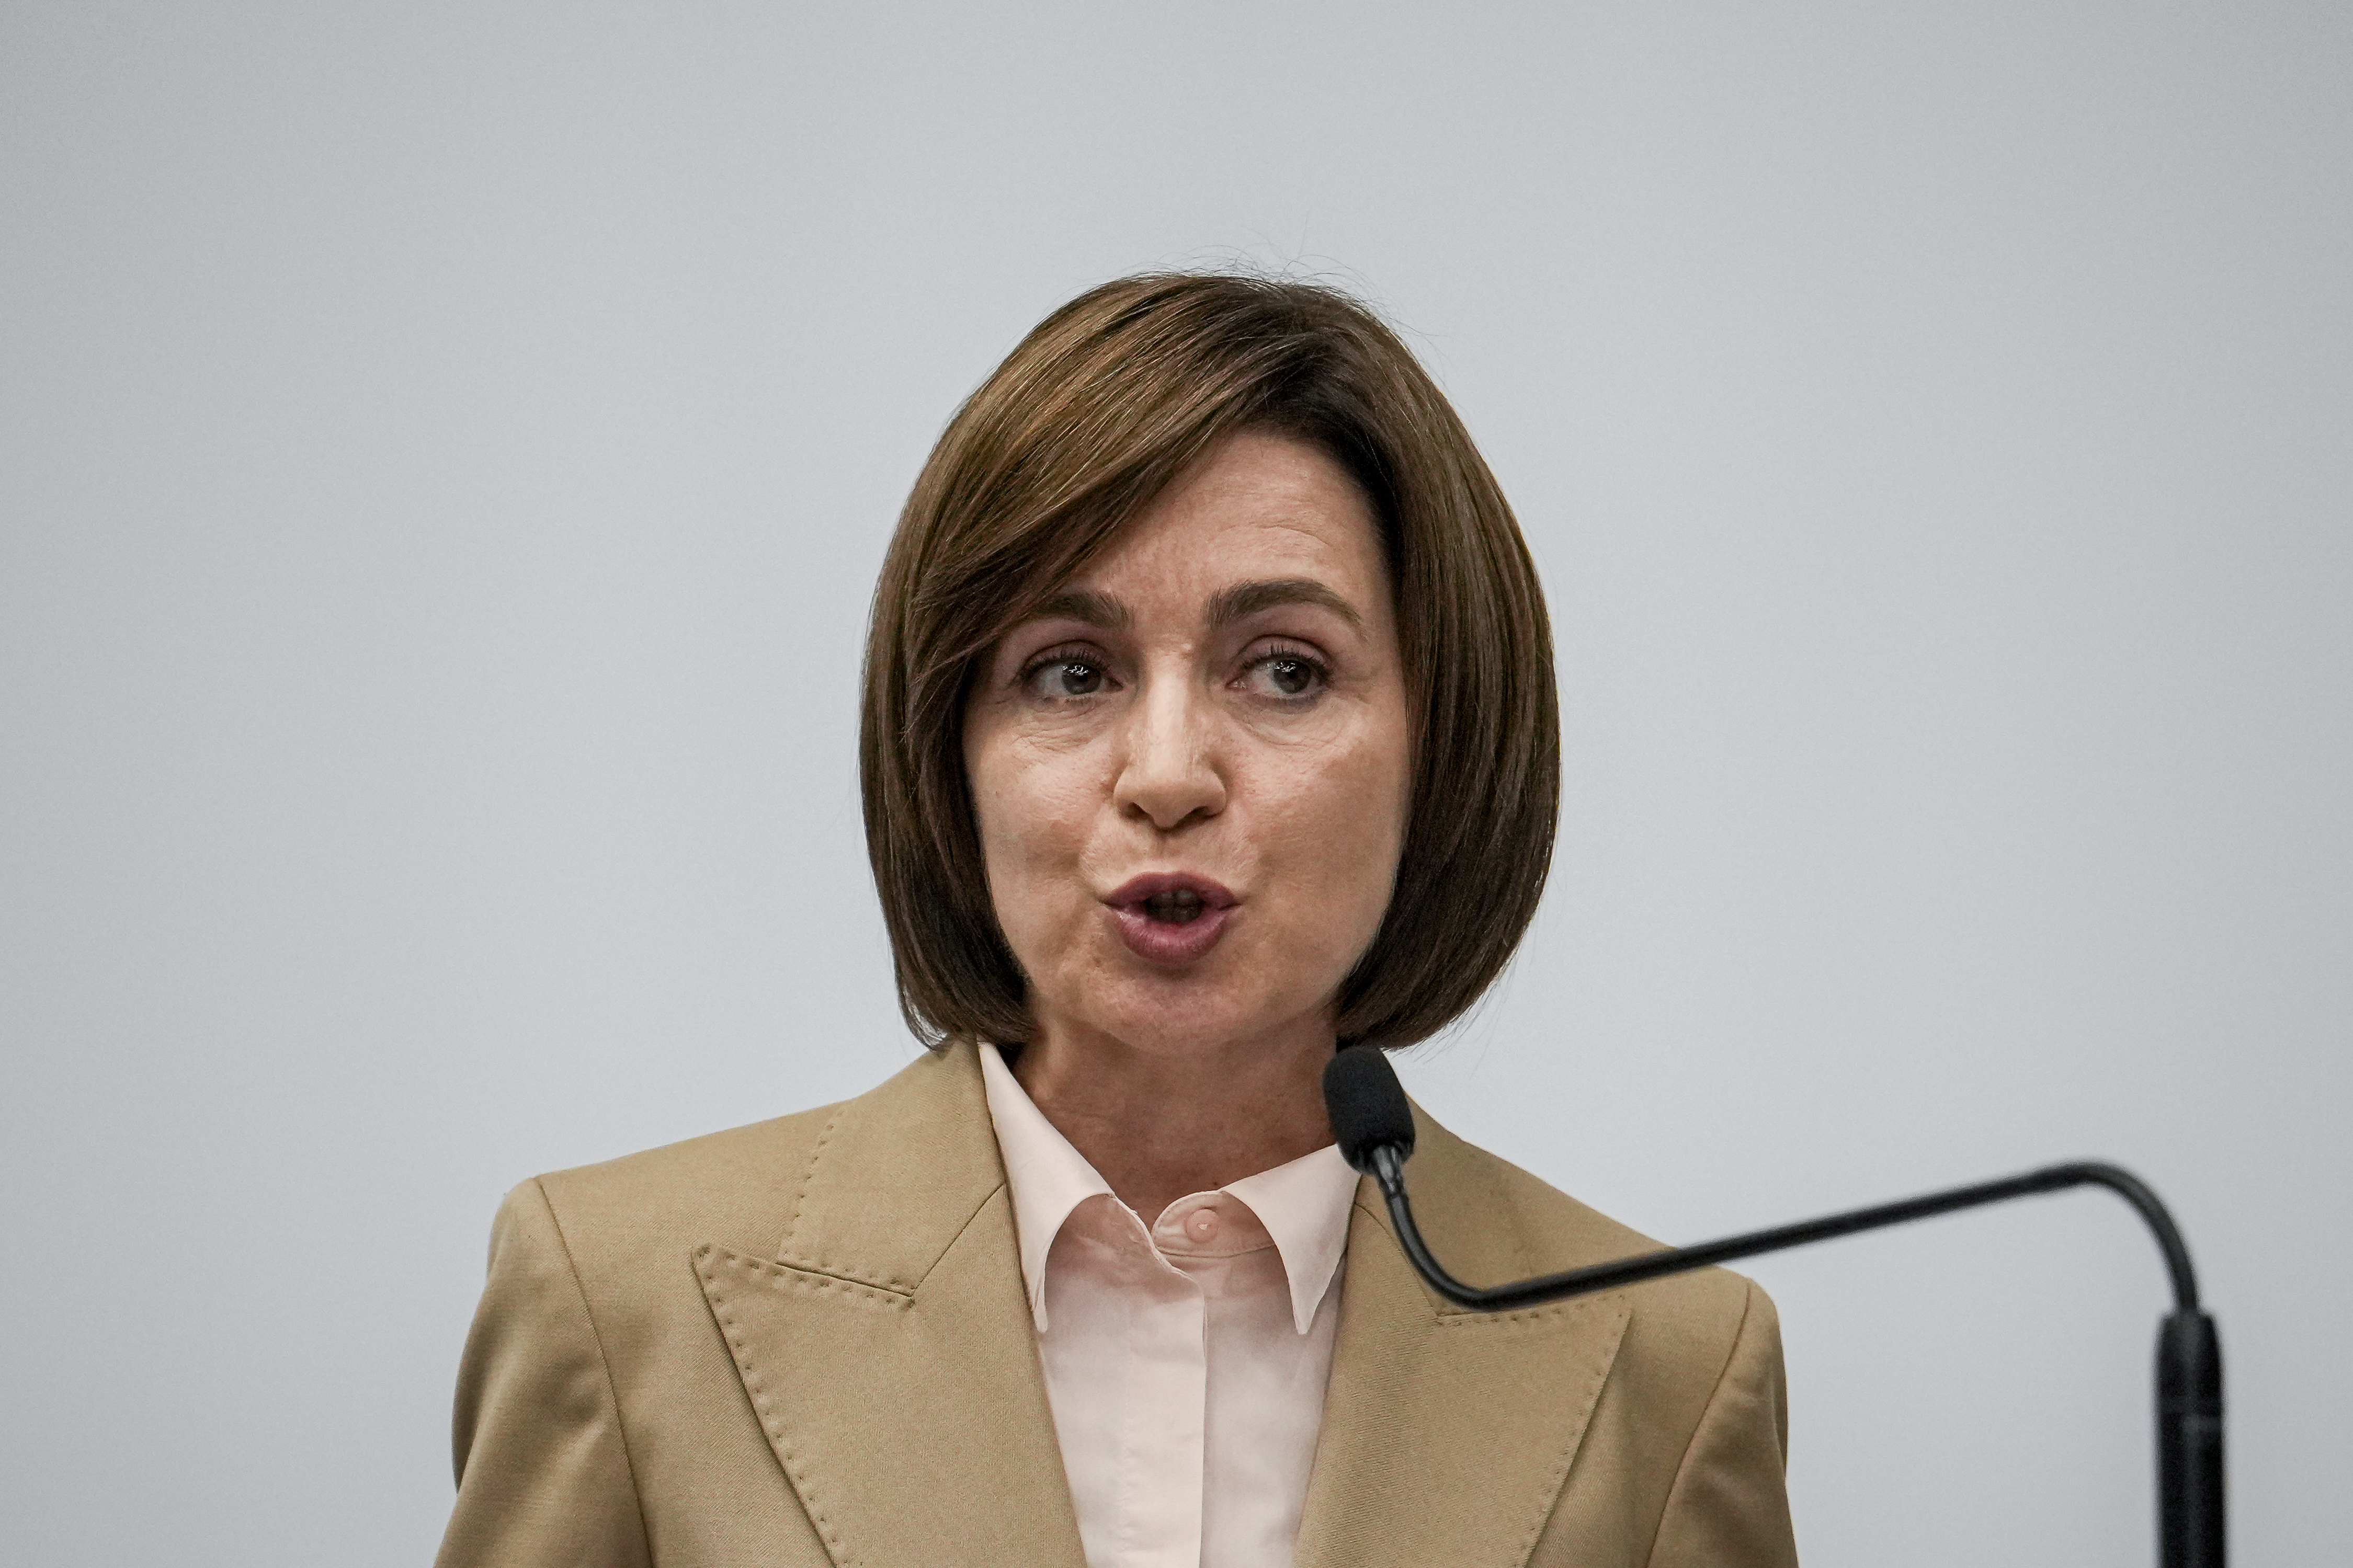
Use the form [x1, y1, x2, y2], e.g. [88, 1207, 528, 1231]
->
[1322, 1045, 2225, 1568]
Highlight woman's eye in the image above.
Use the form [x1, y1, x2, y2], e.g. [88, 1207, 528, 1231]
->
[1243, 653, 1327, 700]
[1026, 658, 1108, 699]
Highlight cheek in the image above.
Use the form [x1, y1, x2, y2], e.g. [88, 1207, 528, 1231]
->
[1260, 722, 1412, 920]
[969, 736, 1100, 913]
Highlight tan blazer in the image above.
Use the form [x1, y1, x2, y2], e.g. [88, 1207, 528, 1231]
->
[436, 1042, 1798, 1567]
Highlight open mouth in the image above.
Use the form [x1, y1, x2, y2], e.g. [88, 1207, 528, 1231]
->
[1143, 886, 1208, 924]
[1102, 873, 1237, 965]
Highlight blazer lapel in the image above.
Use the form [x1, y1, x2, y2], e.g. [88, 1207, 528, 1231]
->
[696, 1043, 1087, 1568]
[1294, 1106, 1632, 1568]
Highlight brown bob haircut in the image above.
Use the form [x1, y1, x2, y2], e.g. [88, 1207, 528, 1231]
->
[861, 272, 1558, 1051]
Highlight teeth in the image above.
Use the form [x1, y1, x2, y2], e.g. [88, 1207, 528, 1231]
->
[1144, 888, 1205, 924]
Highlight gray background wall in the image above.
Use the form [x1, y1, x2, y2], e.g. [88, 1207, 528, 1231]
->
[4, 3, 2347, 1563]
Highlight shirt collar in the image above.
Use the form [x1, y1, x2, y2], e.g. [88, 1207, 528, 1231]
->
[978, 1043, 1359, 1336]
[1223, 1140, 1360, 1335]
[979, 1043, 1116, 1332]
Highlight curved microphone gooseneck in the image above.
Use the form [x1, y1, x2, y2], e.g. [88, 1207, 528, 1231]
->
[1321, 1045, 2225, 1568]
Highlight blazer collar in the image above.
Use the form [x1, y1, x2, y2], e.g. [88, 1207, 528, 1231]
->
[695, 1041, 1629, 1568]
[1293, 1102, 1632, 1568]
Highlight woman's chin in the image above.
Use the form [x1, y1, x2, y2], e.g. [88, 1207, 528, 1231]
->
[1017, 919, 1350, 1058]
[1052, 969, 1327, 1060]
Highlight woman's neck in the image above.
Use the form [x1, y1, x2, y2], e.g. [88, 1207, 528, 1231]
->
[1007, 1016, 1337, 1221]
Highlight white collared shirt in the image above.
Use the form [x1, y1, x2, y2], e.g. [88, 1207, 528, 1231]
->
[979, 1044, 1360, 1568]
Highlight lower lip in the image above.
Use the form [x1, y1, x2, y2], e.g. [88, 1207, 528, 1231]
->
[1109, 903, 1234, 966]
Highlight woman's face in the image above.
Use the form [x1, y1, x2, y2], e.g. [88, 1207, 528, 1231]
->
[964, 430, 1413, 1061]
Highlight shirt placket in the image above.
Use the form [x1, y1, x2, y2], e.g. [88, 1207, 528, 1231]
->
[1115, 1219, 1208, 1568]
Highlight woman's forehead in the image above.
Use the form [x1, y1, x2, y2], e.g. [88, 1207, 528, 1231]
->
[1060, 436, 1387, 605]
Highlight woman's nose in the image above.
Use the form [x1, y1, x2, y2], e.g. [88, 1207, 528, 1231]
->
[1111, 678, 1227, 831]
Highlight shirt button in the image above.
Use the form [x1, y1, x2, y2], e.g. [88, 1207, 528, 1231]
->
[1184, 1208, 1220, 1242]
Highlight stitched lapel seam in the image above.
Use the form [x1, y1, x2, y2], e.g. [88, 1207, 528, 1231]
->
[1351, 1194, 1505, 1323]
[780, 1110, 842, 1252]
[774, 1176, 1010, 1298]
[697, 1197, 1085, 1568]
[1327, 1204, 1638, 1568]
[731, 1250, 914, 1302]
[1351, 1196, 1629, 1330]
[772, 1047, 1018, 1297]
[696, 1244, 906, 1568]
[1434, 1295, 1631, 1327]
[775, 1109, 923, 1295]
[1502, 1299, 1631, 1568]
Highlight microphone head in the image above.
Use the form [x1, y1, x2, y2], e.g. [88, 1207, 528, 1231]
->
[1323, 1045, 1416, 1174]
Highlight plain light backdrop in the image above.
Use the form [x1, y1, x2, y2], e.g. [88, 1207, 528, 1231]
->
[3, 3, 2347, 1563]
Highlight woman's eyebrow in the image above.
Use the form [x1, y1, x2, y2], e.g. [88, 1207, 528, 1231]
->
[1206, 577, 1363, 630]
[1026, 588, 1130, 630]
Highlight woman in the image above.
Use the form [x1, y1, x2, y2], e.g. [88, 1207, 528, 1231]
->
[435, 274, 1798, 1567]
